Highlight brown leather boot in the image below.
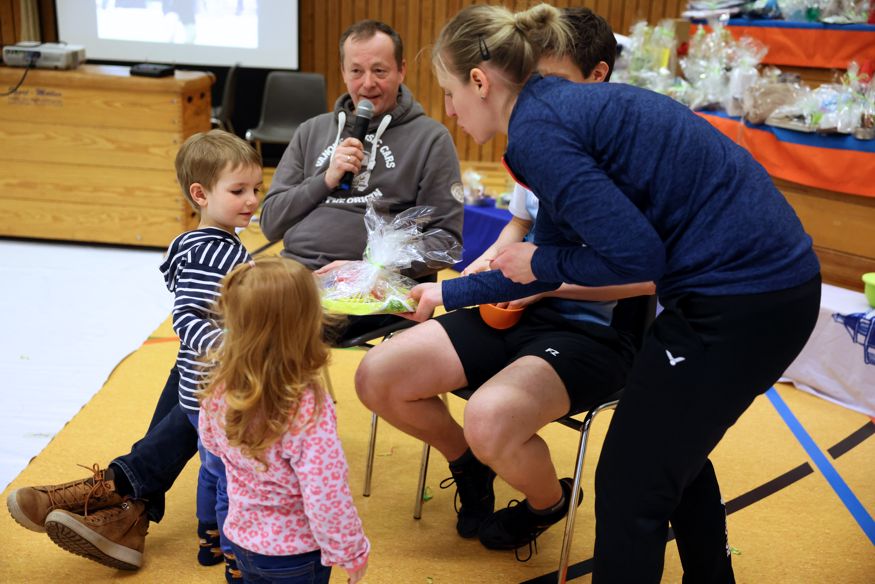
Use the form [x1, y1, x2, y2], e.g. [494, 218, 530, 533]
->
[44, 499, 149, 570]
[6, 464, 123, 532]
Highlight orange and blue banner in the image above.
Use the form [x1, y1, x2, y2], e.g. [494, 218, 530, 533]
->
[698, 110, 875, 198]
[695, 19, 875, 70]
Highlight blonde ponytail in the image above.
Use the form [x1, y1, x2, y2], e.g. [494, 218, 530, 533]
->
[433, 3, 572, 90]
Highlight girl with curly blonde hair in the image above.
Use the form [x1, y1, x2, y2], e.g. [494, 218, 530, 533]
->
[200, 257, 368, 584]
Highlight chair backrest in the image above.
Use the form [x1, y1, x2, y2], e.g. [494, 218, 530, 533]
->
[218, 63, 240, 130]
[210, 64, 240, 133]
[253, 71, 327, 143]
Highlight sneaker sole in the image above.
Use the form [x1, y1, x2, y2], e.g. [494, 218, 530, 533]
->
[6, 490, 46, 533]
[44, 511, 142, 570]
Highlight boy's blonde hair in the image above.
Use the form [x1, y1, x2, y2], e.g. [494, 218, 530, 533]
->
[200, 257, 330, 467]
[432, 3, 572, 92]
[175, 129, 262, 211]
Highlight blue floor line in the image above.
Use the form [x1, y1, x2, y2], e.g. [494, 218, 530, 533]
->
[766, 387, 875, 546]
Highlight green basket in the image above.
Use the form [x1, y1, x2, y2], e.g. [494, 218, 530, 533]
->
[322, 293, 415, 315]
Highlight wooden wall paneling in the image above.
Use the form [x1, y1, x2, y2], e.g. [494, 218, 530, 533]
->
[0, 65, 210, 246]
[381, 0, 394, 24]
[0, 86, 183, 131]
[417, 0, 434, 148]
[394, 0, 407, 66]
[594, 0, 612, 25]
[610, 0, 628, 33]
[403, 0, 422, 152]
[314, 4, 328, 75]
[0, 0, 17, 45]
[776, 178, 875, 291]
[0, 197, 195, 246]
[809, 247, 872, 292]
[1, 161, 181, 210]
[324, 1, 341, 104]
[778, 182, 875, 261]
[350, 0, 362, 22]
[310, 0, 325, 74]
[429, 0, 451, 156]
[649, 0, 667, 25]
[1, 120, 183, 169]
[432, 0, 447, 125]
[37, 0, 56, 41]
[300, 0, 315, 72]
[622, 0, 644, 35]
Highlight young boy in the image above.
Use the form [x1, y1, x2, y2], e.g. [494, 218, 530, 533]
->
[7, 130, 262, 574]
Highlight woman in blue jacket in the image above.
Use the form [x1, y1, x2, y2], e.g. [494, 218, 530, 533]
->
[406, 4, 820, 583]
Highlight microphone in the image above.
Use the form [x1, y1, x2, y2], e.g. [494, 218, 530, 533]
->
[338, 98, 374, 191]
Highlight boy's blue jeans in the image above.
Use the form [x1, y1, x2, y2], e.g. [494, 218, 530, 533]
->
[229, 544, 331, 584]
[186, 411, 231, 556]
[109, 367, 199, 522]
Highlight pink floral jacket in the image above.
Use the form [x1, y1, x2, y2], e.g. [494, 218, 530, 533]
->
[199, 387, 369, 571]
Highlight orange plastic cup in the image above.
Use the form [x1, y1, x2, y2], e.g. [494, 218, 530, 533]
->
[479, 303, 525, 330]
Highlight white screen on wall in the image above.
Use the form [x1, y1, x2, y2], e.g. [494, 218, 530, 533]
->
[56, 0, 299, 69]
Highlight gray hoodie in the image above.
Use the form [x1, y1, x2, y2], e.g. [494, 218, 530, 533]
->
[260, 85, 464, 279]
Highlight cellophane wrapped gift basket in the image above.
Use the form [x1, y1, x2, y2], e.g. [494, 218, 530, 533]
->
[319, 202, 462, 315]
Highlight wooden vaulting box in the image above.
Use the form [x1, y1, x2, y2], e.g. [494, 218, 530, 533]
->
[0, 64, 212, 247]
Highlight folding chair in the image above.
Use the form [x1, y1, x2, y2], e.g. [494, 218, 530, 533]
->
[322, 317, 418, 495]
[245, 71, 327, 154]
[210, 63, 239, 134]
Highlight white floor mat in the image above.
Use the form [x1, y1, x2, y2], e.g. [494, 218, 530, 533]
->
[0, 239, 172, 490]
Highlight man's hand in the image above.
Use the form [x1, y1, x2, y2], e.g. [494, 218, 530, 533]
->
[402, 282, 442, 322]
[492, 242, 537, 284]
[325, 137, 364, 190]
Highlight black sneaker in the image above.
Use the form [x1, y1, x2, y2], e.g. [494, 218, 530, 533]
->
[440, 455, 496, 538]
[478, 477, 581, 561]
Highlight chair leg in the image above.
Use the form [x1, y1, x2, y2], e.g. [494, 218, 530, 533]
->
[558, 400, 619, 584]
[363, 412, 379, 497]
[413, 442, 431, 519]
[413, 393, 449, 518]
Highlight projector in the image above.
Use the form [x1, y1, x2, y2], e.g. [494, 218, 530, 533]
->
[2, 42, 86, 69]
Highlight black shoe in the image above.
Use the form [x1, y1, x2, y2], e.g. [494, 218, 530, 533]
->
[441, 454, 496, 538]
[478, 477, 581, 561]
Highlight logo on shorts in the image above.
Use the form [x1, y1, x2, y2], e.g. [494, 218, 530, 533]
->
[545, 348, 560, 357]
[665, 349, 686, 366]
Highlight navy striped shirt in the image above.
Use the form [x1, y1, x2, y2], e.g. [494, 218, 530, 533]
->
[160, 228, 251, 412]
